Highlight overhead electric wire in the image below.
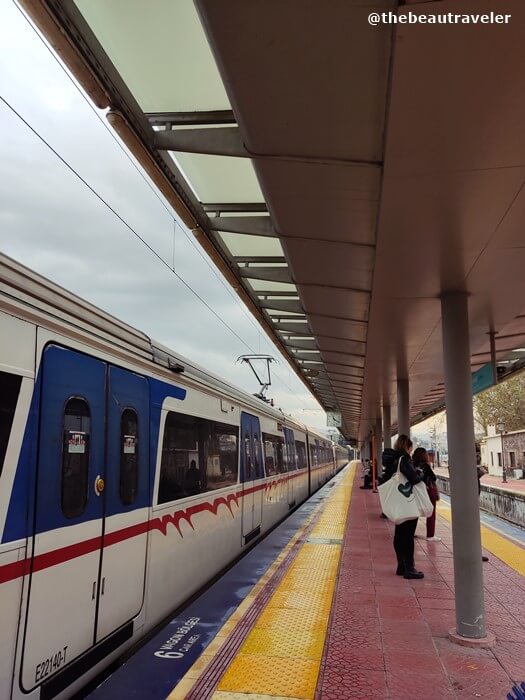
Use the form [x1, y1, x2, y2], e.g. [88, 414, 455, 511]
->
[0, 93, 257, 353]
[14, 0, 277, 344]
[12, 0, 312, 409]
[1, 92, 316, 411]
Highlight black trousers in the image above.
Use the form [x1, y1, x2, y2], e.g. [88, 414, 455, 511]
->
[393, 518, 418, 568]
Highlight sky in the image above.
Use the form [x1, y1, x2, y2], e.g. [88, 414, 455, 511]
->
[0, 1, 330, 432]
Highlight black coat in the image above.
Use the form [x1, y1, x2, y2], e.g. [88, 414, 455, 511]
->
[381, 448, 421, 485]
[417, 462, 437, 488]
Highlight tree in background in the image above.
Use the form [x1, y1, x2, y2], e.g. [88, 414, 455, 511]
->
[474, 372, 525, 434]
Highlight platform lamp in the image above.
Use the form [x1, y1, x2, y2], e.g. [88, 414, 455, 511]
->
[496, 421, 507, 483]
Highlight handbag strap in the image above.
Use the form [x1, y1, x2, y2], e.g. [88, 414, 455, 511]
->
[396, 454, 405, 475]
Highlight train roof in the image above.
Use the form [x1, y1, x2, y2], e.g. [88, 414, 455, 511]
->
[0, 252, 334, 443]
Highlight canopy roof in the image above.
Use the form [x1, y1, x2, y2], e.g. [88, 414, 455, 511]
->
[23, 0, 525, 441]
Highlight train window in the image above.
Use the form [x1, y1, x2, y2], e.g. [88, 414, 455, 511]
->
[253, 431, 263, 479]
[244, 434, 252, 480]
[120, 409, 138, 506]
[263, 433, 284, 476]
[263, 435, 276, 476]
[208, 424, 238, 491]
[158, 412, 239, 505]
[0, 371, 22, 479]
[288, 441, 298, 470]
[61, 398, 90, 518]
[295, 440, 306, 470]
[311, 442, 319, 467]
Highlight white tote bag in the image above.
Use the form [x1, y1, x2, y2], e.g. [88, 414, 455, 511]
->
[378, 456, 433, 524]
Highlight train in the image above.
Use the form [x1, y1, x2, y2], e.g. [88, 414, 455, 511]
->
[0, 253, 349, 700]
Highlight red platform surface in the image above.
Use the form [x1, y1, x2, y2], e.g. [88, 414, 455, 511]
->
[315, 472, 525, 699]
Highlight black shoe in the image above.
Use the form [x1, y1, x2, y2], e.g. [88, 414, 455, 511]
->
[482, 556, 489, 562]
[396, 564, 405, 576]
[404, 568, 424, 579]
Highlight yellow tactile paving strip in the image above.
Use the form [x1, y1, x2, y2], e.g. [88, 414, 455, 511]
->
[214, 467, 354, 700]
[166, 486, 336, 700]
[167, 464, 355, 700]
[437, 501, 525, 576]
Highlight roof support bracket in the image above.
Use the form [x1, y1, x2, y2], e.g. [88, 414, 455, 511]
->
[259, 299, 304, 314]
[153, 126, 248, 157]
[210, 216, 276, 237]
[239, 267, 292, 283]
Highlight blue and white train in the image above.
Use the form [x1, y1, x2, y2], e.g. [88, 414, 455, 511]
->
[0, 253, 349, 699]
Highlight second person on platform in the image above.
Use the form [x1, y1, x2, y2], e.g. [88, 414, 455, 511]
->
[412, 447, 441, 542]
[382, 435, 425, 579]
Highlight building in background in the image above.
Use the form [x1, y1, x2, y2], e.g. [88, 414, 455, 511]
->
[480, 425, 525, 478]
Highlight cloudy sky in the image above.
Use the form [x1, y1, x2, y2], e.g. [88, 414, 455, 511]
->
[0, 1, 329, 431]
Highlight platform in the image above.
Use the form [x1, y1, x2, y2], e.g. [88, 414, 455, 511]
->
[90, 463, 525, 699]
[435, 467, 525, 495]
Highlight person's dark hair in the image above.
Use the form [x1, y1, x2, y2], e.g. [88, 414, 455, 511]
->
[394, 434, 413, 454]
[412, 447, 427, 465]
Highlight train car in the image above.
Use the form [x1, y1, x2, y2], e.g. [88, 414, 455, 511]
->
[0, 254, 347, 700]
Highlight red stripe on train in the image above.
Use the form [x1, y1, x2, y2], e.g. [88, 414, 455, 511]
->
[0, 470, 319, 585]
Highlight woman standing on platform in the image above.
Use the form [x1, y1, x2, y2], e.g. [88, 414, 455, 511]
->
[382, 435, 424, 579]
[413, 447, 441, 542]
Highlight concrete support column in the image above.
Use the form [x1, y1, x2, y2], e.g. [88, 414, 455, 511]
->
[382, 404, 391, 448]
[371, 431, 377, 491]
[373, 415, 383, 491]
[489, 330, 498, 386]
[441, 291, 489, 642]
[397, 378, 410, 436]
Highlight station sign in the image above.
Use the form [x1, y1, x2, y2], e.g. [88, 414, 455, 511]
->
[471, 362, 494, 396]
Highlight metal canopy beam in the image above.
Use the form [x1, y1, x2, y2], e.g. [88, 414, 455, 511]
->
[259, 299, 304, 314]
[257, 291, 299, 298]
[273, 322, 311, 334]
[332, 383, 363, 391]
[234, 256, 285, 264]
[146, 110, 236, 126]
[154, 126, 248, 157]
[210, 216, 276, 237]
[202, 203, 268, 213]
[293, 352, 323, 361]
[284, 339, 318, 351]
[274, 318, 307, 324]
[321, 350, 366, 360]
[329, 378, 363, 387]
[239, 267, 292, 283]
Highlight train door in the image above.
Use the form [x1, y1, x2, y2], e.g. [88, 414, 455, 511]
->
[23, 345, 106, 690]
[96, 366, 149, 640]
[314, 439, 320, 488]
[241, 412, 263, 542]
[283, 427, 296, 508]
[306, 434, 312, 495]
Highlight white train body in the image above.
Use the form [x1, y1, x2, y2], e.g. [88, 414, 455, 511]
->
[0, 255, 349, 699]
